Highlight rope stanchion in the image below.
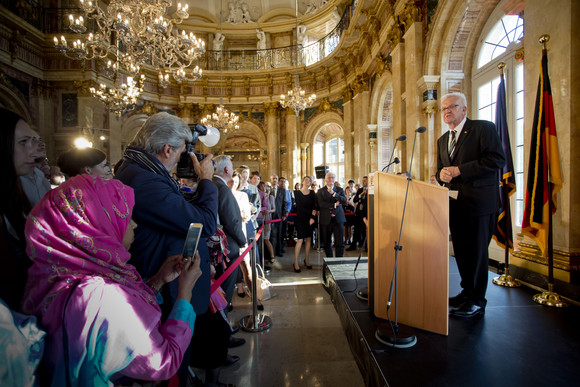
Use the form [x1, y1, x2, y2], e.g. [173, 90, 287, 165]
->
[211, 226, 263, 294]
[239, 238, 272, 332]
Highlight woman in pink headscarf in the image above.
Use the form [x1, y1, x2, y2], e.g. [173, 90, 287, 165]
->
[22, 175, 201, 386]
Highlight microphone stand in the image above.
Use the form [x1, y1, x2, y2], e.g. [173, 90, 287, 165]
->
[375, 127, 425, 348]
[385, 135, 407, 173]
[381, 157, 400, 172]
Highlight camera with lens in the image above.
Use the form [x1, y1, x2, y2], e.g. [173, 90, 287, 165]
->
[176, 123, 215, 179]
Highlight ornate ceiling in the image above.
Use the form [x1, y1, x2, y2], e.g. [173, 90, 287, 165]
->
[179, 0, 343, 40]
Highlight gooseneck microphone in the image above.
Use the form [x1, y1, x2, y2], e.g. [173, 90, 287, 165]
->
[381, 157, 400, 172]
[408, 127, 427, 175]
[385, 135, 407, 173]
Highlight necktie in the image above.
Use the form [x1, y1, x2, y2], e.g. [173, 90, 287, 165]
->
[449, 130, 456, 157]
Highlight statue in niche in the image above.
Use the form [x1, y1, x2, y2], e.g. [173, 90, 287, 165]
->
[256, 30, 266, 50]
[297, 24, 307, 46]
[256, 29, 267, 68]
[213, 32, 225, 61]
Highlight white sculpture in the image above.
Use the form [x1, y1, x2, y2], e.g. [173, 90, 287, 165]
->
[213, 33, 225, 61]
[213, 33, 225, 51]
[297, 24, 307, 45]
[305, 0, 328, 14]
[225, 1, 253, 24]
[241, 3, 253, 23]
[256, 29, 266, 50]
[330, 7, 341, 24]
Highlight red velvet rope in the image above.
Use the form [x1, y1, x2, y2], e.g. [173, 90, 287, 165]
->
[210, 226, 264, 293]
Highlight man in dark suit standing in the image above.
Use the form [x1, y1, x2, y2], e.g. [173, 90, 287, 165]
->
[436, 92, 505, 318]
[270, 174, 288, 257]
[347, 176, 368, 251]
[213, 155, 247, 303]
[317, 172, 347, 257]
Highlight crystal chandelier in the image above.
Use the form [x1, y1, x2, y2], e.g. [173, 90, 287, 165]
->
[201, 0, 239, 135]
[280, 0, 316, 115]
[89, 73, 145, 118]
[53, 0, 205, 85]
[201, 105, 239, 134]
[280, 75, 317, 115]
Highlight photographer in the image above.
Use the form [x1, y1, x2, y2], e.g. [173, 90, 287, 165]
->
[115, 113, 233, 386]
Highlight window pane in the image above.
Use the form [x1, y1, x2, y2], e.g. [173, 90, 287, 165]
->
[479, 105, 492, 121]
[516, 119, 524, 146]
[516, 145, 524, 174]
[313, 142, 323, 166]
[478, 84, 492, 108]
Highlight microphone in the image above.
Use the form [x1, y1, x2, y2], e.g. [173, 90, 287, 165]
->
[386, 135, 407, 173]
[381, 157, 400, 172]
[408, 126, 427, 176]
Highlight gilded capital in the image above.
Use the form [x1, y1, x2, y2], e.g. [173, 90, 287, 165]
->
[376, 55, 391, 77]
[319, 98, 332, 113]
[353, 73, 370, 94]
[387, 25, 403, 48]
[400, 1, 422, 29]
[342, 85, 353, 102]
[264, 102, 279, 116]
[74, 80, 96, 98]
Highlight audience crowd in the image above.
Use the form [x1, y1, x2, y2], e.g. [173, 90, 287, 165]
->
[0, 107, 376, 386]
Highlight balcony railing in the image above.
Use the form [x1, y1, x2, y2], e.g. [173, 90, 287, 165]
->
[4, 0, 355, 70]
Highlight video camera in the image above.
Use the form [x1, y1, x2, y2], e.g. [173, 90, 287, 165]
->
[175, 123, 219, 179]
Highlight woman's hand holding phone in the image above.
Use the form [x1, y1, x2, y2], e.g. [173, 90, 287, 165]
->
[177, 252, 202, 302]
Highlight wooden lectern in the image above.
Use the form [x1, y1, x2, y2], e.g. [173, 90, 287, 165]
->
[371, 172, 449, 336]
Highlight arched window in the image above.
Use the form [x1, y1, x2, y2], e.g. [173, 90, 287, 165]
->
[472, 11, 524, 229]
[312, 124, 345, 185]
[377, 83, 394, 171]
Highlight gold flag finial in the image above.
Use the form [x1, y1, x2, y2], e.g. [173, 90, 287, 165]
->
[498, 62, 506, 75]
[538, 34, 550, 50]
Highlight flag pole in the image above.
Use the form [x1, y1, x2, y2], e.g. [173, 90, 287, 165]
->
[531, 34, 567, 307]
[492, 62, 519, 287]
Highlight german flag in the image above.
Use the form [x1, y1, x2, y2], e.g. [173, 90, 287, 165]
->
[521, 48, 562, 256]
[492, 73, 516, 250]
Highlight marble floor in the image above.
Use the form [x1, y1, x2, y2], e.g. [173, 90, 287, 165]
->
[193, 242, 366, 387]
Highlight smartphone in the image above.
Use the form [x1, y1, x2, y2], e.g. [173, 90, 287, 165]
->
[182, 223, 203, 258]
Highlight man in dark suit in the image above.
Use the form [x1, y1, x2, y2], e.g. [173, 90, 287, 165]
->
[347, 176, 368, 251]
[436, 92, 505, 318]
[213, 155, 247, 303]
[270, 174, 288, 257]
[317, 172, 348, 257]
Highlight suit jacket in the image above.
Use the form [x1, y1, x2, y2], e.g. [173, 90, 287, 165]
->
[352, 187, 368, 219]
[273, 185, 288, 219]
[436, 118, 506, 216]
[213, 176, 247, 261]
[317, 185, 347, 225]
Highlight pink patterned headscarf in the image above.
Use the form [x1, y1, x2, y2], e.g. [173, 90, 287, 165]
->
[22, 175, 157, 316]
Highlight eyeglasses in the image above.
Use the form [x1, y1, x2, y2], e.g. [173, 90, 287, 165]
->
[441, 104, 460, 112]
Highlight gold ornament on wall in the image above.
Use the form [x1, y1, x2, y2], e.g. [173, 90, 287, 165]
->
[515, 48, 524, 62]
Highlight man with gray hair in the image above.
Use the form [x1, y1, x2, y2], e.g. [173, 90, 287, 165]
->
[115, 112, 221, 383]
[317, 171, 347, 257]
[436, 92, 505, 318]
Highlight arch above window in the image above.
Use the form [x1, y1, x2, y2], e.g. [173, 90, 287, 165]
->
[477, 14, 524, 69]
